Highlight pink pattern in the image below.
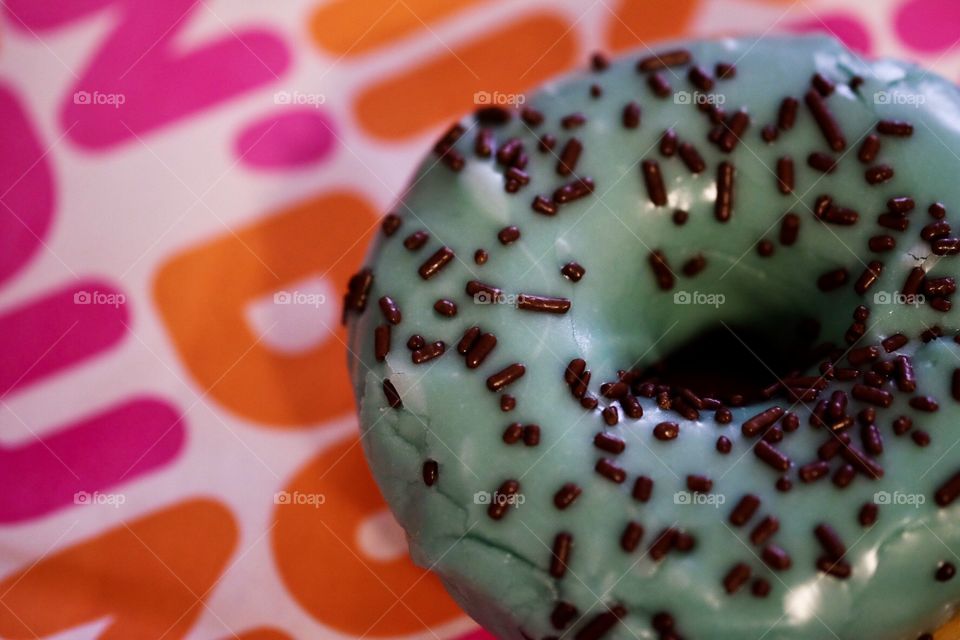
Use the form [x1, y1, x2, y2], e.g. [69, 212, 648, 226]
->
[0, 84, 54, 285]
[894, 0, 960, 53]
[5, 0, 291, 149]
[235, 109, 337, 170]
[787, 13, 873, 56]
[0, 282, 128, 395]
[0, 397, 184, 522]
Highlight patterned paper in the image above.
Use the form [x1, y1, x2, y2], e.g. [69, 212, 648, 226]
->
[1, 0, 959, 637]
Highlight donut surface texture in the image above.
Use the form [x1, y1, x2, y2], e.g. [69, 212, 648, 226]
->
[346, 35, 960, 640]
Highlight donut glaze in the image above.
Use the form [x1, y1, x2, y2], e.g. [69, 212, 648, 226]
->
[347, 35, 960, 639]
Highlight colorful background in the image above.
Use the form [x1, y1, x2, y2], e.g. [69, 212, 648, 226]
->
[1, 0, 959, 638]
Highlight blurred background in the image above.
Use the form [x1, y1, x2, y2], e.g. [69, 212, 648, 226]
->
[0, 0, 956, 638]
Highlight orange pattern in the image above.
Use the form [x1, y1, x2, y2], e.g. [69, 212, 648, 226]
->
[605, 0, 702, 52]
[354, 13, 579, 140]
[272, 437, 462, 635]
[0, 500, 236, 639]
[153, 192, 378, 426]
[310, 0, 487, 55]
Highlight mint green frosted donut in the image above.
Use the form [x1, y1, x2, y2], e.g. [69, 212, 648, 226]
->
[346, 35, 960, 639]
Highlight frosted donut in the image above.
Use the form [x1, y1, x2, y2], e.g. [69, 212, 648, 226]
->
[346, 35, 960, 640]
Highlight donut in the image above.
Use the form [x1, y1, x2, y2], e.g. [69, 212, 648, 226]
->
[345, 34, 960, 639]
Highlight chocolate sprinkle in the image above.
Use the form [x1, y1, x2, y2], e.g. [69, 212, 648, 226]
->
[715, 162, 735, 222]
[550, 532, 573, 577]
[750, 515, 780, 546]
[374, 324, 390, 361]
[755, 440, 791, 472]
[778, 97, 799, 130]
[642, 160, 668, 206]
[660, 128, 678, 157]
[433, 299, 457, 317]
[498, 225, 521, 245]
[649, 250, 675, 290]
[381, 213, 401, 236]
[561, 262, 586, 282]
[877, 120, 914, 136]
[382, 379, 402, 408]
[622, 102, 641, 128]
[595, 458, 626, 483]
[532, 195, 558, 216]
[762, 544, 792, 571]
[780, 213, 800, 245]
[554, 483, 582, 510]
[551, 601, 578, 630]
[859, 134, 881, 164]
[814, 523, 847, 560]
[417, 247, 454, 279]
[679, 142, 706, 173]
[860, 502, 879, 526]
[730, 494, 761, 526]
[654, 421, 679, 441]
[487, 479, 519, 520]
[805, 89, 846, 151]
[557, 138, 583, 176]
[487, 363, 525, 392]
[404, 231, 429, 251]
[638, 49, 691, 72]
[724, 563, 752, 594]
[936, 562, 956, 582]
[574, 604, 626, 640]
[866, 164, 895, 185]
[517, 294, 572, 314]
[465, 333, 497, 369]
[647, 72, 672, 98]
[422, 459, 438, 486]
[621, 521, 644, 552]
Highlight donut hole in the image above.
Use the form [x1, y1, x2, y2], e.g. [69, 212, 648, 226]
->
[634, 319, 830, 404]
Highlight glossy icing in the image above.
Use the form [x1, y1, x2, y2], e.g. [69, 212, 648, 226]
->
[348, 35, 960, 640]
